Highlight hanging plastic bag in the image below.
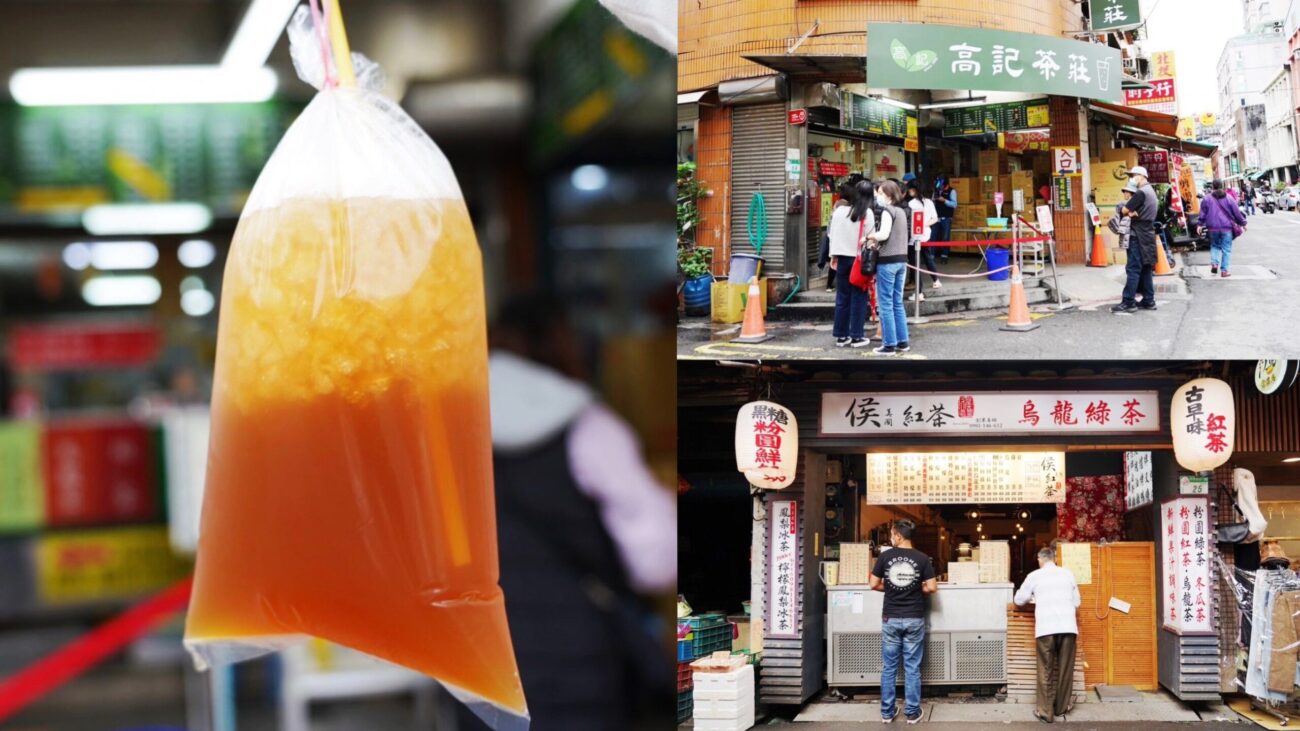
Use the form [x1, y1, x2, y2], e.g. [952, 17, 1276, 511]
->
[183, 4, 527, 728]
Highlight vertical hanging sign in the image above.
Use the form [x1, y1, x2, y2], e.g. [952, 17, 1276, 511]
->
[1124, 451, 1153, 511]
[1161, 496, 1213, 635]
[1089, 0, 1142, 32]
[768, 500, 800, 639]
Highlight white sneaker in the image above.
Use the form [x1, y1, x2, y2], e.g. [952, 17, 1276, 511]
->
[931, 280, 942, 289]
[909, 292, 925, 302]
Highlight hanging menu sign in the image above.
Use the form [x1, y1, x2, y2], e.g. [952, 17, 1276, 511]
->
[943, 100, 1050, 137]
[842, 92, 917, 140]
[768, 500, 800, 639]
[1124, 451, 1153, 511]
[1161, 496, 1213, 635]
[865, 452, 1066, 505]
[821, 391, 1160, 436]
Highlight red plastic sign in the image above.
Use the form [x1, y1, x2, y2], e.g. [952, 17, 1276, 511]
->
[788, 109, 808, 125]
[44, 421, 157, 526]
[9, 324, 161, 371]
[912, 210, 925, 236]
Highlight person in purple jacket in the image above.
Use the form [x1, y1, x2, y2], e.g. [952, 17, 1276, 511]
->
[1198, 179, 1248, 278]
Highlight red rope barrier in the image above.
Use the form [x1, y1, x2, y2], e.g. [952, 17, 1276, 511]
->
[921, 236, 1050, 248]
[0, 577, 193, 723]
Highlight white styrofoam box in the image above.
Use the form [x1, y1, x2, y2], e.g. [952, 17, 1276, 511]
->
[693, 718, 754, 731]
[692, 663, 755, 689]
[947, 562, 981, 584]
[694, 698, 755, 721]
[694, 685, 749, 702]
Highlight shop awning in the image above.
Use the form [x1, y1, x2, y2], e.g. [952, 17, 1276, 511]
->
[743, 54, 866, 83]
[1249, 170, 1270, 180]
[1115, 127, 1218, 157]
[678, 91, 707, 105]
[1088, 101, 1180, 138]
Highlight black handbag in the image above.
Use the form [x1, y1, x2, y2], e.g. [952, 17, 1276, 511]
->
[858, 245, 879, 277]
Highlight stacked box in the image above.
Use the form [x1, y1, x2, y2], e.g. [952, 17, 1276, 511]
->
[710, 280, 767, 324]
[979, 149, 1010, 175]
[692, 663, 755, 731]
[1100, 147, 1139, 170]
[949, 178, 977, 204]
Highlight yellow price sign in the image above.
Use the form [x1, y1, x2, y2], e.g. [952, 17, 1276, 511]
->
[36, 527, 191, 605]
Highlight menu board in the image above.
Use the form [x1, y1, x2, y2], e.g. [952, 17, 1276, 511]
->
[1124, 451, 1153, 511]
[943, 101, 1051, 137]
[1161, 496, 1213, 635]
[768, 500, 800, 638]
[865, 452, 1066, 505]
[842, 92, 916, 140]
[0, 102, 296, 214]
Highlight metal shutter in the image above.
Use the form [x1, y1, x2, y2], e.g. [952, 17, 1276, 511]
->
[730, 103, 787, 273]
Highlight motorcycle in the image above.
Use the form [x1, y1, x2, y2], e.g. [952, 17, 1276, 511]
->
[1261, 190, 1277, 214]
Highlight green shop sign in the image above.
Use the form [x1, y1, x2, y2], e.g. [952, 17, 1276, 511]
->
[867, 23, 1124, 104]
[943, 100, 1050, 137]
[840, 92, 916, 139]
[1089, 0, 1142, 32]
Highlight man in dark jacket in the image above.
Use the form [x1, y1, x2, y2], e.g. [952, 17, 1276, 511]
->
[1199, 179, 1249, 277]
[1112, 166, 1159, 314]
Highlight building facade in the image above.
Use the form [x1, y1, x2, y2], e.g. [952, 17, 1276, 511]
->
[1217, 28, 1288, 182]
[1287, 0, 1300, 161]
[1264, 67, 1299, 183]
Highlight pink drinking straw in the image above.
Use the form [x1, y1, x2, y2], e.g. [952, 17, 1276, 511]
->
[308, 0, 336, 89]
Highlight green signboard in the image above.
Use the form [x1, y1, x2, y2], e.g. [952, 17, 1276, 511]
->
[841, 92, 916, 139]
[1054, 177, 1074, 211]
[532, 0, 672, 161]
[1089, 0, 1142, 32]
[0, 423, 44, 534]
[943, 100, 1050, 137]
[867, 23, 1124, 104]
[0, 102, 298, 215]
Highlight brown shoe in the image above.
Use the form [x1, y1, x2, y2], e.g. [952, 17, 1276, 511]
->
[1034, 710, 1054, 724]
[1221, 270, 1231, 278]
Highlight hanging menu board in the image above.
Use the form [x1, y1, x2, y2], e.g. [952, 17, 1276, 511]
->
[768, 500, 800, 639]
[1161, 496, 1213, 635]
[865, 452, 1066, 505]
[943, 101, 1050, 137]
[1124, 451, 1153, 511]
[842, 92, 916, 140]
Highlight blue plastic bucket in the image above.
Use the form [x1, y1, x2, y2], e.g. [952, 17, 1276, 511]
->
[986, 247, 1010, 281]
[727, 253, 764, 284]
[682, 275, 712, 315]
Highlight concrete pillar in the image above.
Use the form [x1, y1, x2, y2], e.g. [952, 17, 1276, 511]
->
[1049, 96, 1089, 265]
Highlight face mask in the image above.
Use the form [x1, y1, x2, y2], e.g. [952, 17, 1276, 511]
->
[877, 194, 888, 206]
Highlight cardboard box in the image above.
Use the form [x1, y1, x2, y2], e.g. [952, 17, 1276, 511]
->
[1100, 147, 1139, 171]
[711, 279, 767, 324]
[950, 177, 977, 204]
[979, 149, 1010, 175]
[1011, 170, 1034, 189]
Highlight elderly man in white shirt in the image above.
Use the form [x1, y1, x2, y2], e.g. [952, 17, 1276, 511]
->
[1014, 545, 1081, 724]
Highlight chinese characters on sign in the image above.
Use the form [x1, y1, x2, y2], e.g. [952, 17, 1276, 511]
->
[1124, 451, 1153, 511]
[736, 401, 798, 489]
[1124, 77, 1177, 116]
[1054, 177, 1074, 211]
[865, 452, 1067, 505]
[1162, 496, 1213, 635]
[867, 23, 1123, 104]
[1137, 151, 1171, 184]
[1089, 0, 1142, 31]
[768, 501, 800, 639]
[1150, 51, 1177, 80]
[822, 392, 1160, 436]
[1172, 378, 1234, 473]
[1053, 147, 1082, 177]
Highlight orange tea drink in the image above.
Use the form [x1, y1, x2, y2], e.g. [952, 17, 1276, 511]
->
[184, 196, 527, 718]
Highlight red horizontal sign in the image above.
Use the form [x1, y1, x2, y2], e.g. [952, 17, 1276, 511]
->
[9, 323, 161, 371]
[1125, 77, 1176, 107]
[818, 160, 850, 177]
[788, 108, 808, 125]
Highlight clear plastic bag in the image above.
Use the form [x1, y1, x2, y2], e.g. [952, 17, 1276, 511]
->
[1219, 556, 1300, 702]
[183, 7, 527, 729]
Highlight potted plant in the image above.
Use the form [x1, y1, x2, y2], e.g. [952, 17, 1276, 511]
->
[678, 162, 713, 316]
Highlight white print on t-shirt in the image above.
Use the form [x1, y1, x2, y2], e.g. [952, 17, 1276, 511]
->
[886, 556, 920, 590]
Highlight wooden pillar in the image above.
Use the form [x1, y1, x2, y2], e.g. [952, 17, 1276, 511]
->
[1049, 96, 1088, 265]
[697, 101, 733, 277]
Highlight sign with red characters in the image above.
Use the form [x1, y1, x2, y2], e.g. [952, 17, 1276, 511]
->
[9, 324, 161, 371]
[43, 421, 158, 527]
[788, 108, 808, 125]
[1162, 496, 1213, 635]
[820, 391, 1161, 436]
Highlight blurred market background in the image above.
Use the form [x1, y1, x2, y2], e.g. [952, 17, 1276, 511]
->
[0, 0, 675, 729]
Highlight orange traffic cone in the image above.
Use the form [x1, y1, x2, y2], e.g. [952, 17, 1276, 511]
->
[734, 276, 773, 344]
[1153, 238, 1175, 276]
[1088, 230, 1109, 267]
[1000, 265, 1040, 332]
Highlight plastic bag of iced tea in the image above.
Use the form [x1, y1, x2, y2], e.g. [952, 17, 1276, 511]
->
[183, 6, 527, 729]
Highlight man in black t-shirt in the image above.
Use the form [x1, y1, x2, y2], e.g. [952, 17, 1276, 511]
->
[869, 519, 937, 724]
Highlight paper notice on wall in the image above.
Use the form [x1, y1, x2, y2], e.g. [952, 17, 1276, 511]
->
[850, 592, 864, 614]
[1060, 542, 1092, 585]
[1108, 597, 1132, 614]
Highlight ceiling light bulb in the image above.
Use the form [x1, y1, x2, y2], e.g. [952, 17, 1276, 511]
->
[178, 239, 217, 268]
[1284, 457, 1300, 464]
[82, 276, 162, 307]
[11, 66, 276, 107]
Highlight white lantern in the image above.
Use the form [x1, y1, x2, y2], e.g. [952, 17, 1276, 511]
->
[735, 400, 798, 489]
[1171, 378, 1235, 473]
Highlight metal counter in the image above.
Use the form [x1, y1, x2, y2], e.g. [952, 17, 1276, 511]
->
[826, 583, 1013, 686]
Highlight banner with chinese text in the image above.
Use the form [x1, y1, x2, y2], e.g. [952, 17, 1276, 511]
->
[1089, 0, 1142, 32]
[865, 452, 1066, 505]
[820, 391, 1161, 436]
[1125, 78, 1177, 116]
[768, 501, 800, 639]
[1124, 451, 1153, 511]
[1161, 496, 1213, 635]
[867, 23, 1123, 104]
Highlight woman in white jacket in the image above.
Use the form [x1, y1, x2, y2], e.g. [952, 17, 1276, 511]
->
[905, 179, 942, 300]
[828, 181, 874, 347]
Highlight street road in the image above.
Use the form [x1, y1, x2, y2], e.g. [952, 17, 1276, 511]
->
[678, 210, 1300, 360]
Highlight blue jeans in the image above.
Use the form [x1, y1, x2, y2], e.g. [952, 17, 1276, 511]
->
[1209, 230, 1233, 271]
[875, 262, 909, 347]
[881, 617, 926, 720]
[1121, 238, 1155, 306]
[832, 255, 869, 339]
[934, 217, 952, 259]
